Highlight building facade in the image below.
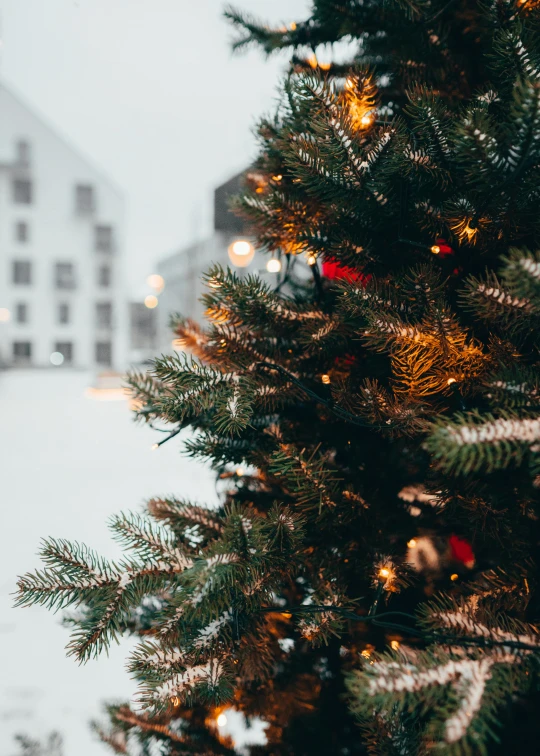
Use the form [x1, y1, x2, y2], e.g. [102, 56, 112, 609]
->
[156, 171, 265, 351]
[0, 83, 126, 370]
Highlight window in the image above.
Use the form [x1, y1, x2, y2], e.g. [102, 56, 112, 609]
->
[13, 260, 32, 285]
[15, 221, 29, 242]
[16, 303, 28, 324]
[12, 179, 33, 204]
[55, 342, 73, 364]
[13, 341, 32, 363]
[58, 303, 70, 325]
[98, 265, 111, 287]
[95, 225, 114, 253]
[75, 184, 95, 213]
[95, 341, 112, 366]
[96, 302, 113, 329]
[16, 140, 31, 164]
[55, 262, 76, 290]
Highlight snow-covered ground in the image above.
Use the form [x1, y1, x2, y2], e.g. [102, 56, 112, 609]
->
[0, 369, 219, 756]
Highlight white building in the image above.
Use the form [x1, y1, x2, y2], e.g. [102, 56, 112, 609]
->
[0, 83, 126, 370]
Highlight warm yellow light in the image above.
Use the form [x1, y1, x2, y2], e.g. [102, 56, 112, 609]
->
[431, 245, 441, 255]
[228, 239, 255, 268]
[151, 443, 159, 451]
[450, 573, 459, 581]
[170, 696, 180, 707]
[0, 307, 11, 323]
[267, 258, 282, 273]
[361, 649, 371, 658]
[463, 225, 477, 242]
[319, 61, 331, 71]
[307, 55, 318, 69]
[321, 374, 331, 385]
[144, 294, 158, 309]
[290, 22, 297, 30]
[272, 174, 283, 181]
[147, 274, 165, 293]
[408, 539, 417, 548]
[216, 713, 227, 727]
[256, 187, 264, 193]
[390, 640, 400, 650]
[345, 77, 355, 90]
[379, 568, 390, 579]
[236, 466, 245, 477]
[447, 377, 457, 385]
[307, 253, 317, 266]
[360, 114, 373, 127]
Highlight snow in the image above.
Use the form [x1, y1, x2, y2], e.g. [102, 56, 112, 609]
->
[0, 369, 218, 756]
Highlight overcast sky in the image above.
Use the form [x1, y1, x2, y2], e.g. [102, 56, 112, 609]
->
[0, 0, 309, 293]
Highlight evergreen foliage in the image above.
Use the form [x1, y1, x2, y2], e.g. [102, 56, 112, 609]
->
[15, 1, 540, 753]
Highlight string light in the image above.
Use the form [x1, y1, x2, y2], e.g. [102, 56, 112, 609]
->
[450, 573, 459, 581]
[431, 244, 441, 255]
[235, 466, 245, 477]
[290, 22, 297, 30]
[390, 640, 400, 650]
[321, 374, 331, 384]
[379, 567, 390, 579]
[319, 61, 331, 71]
[407, 539, 417, 548]
[361, 648, 371, 659]
[447, 377, 457, 385]
[307, 253, 317, 266]
[147, 274, 165, 292]
[216, 713, 228, 727]
[256, 187, 264, 193]
[170, 696, 180, 707]
[345, 77, 356, 90]
[307, 55, 318, 69]
[151, 443, 159, 451]
[266, 258, 282, 273]
[272, 174, 283, 181]
[228, 240, 255, 268]
[360, 113, 373, 127]
[144, 294, 158, 309]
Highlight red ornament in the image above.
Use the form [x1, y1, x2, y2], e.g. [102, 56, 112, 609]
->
[322, 258, 371, 285]
[435, 237, 454, 258]
[449, 535, 475, 568]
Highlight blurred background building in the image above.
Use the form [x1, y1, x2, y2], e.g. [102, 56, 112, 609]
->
[0, 84, 126, 370]
[155, 171, 267, 352]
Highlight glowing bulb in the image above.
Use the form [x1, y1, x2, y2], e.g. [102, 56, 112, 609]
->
[360, 114, 373, 127]
[319, 61, 331, 71]
[307, 254, 317, 266]
[266, 258, 282, 273]
[450, 573, 459, 581]
[345, 77, 355, 90]
[390, 640, 400, 650]
[228, 239, 255, 268]
[0, 307, 10, 322]
[431, 245, 441, 255]
[236, 466, 245, 477]
[307, 55, 318, 69]
[272, 174, 283, 182]
[216, 713, 227, 727]
[290, 22, 297, 30]
[379, 568, 390, 579]
[170, 696, 180, 707]
[361, 649, 371, 658]
[145, 294, 158, 309]
[256, 187, 264, 193]
[50, 351, 64, 366]
[407, 539, 417, 548]
[321, 374, 331, 385]
[447, 377, 457, 385]
[147, 274, 164, 292]
[151, 443, 159, 451]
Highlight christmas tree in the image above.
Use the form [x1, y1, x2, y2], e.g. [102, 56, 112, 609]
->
[16, 1, 540, 753]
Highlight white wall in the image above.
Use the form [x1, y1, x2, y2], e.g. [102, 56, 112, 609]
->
[0, 83, 127, 370]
